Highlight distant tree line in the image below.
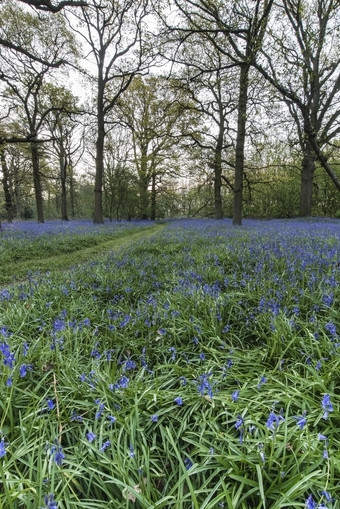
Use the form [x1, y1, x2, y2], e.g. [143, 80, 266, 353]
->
[0, 0, 339, 224]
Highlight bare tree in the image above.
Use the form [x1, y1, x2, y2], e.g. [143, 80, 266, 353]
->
[159, 0, 275, 224]
[68, 0, 152, 223]
[0, 2, 77, 221]
[255, 0, 340, 214]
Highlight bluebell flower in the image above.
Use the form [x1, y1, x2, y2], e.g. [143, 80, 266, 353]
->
[293, 414, 307, 430]
[257, 375, 267, 388]
[235, 415, 244, 430]
[123, 358, 136, 371]
[0, 437, 7, 458]
[150, 414, 158, 422]
[325, 322, 336, 337]
[266, 411, 284, 431]
[86, 432, 96, 443]
[305, 494, 316, 509]
[197, 373, 214, 398]
[129, 444, 135, 458]
[231, 390, 239, 402]
[19, 363, 33, 378]
[107, 415, 117, 423]
[169, 346, 177, 361]
[46, 399, 55, 411]
[320, 490, 333, 502]
[118, 375, 129, 389]
[95, 401, 105, 419]
[51, 445, 65, 466]
[100, 440, 111, 452]
[321, 394, 333, 419]
[199, 352, 206, 361]
[184, 457, 193, 470]
[43, 494, 58, 509]
[70, 411, 83, 422]
[174, 396, 183, 405]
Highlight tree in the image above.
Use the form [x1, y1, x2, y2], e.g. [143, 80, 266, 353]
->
[172, 43, 237, 219]
[0, 1, 77, 221]
[116, 75, 194, 219]
[42, 84, 84, 220]
[255, 0, 340, 215]
[102, 128, 138, 221]
[0, 0, 83, 100]
[160, 0, 275, 224]
[68, 0, 152, 223]
[18, 0, 87, 12]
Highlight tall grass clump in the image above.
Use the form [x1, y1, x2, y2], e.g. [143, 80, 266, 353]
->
[0, 218, 339, 508]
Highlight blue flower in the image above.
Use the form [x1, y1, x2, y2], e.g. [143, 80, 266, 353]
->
[169, 346, 177, 361]
[100, 440, 111, 452]
[107, 415, 117, 423]
[46, 399, 55, 411]
[118, 376, 129, 389]
[43, 494, 58, 509]
[150, 414, 158, 422]
[197, 373, 214, 398]
[86, 432, 96, 443]
[266, 411, 284, 431]
[320, 490, 333, 503]
[293, 414, 307, 430]
[305, 494, 316, 509]
[174, 396, 183, 406]
[257, 375, 267, 388]
[231, 390, 239, 402]
[0, 437, 7, 458]
[235, 415, 244, 430]
[51, 445, 65, 466]
[321, 394, 333, 419]
[184, 457, 193, 470]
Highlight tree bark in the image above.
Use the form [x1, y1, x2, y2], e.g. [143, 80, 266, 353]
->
[31, 142, 44, 223]
[0, 150, 14, 222]
[233, 64, 249, 226]
[94, 84, 105, 224]
[214, 125, 224, 219]
[151, 173, 156, 220]
[299, 139, 315, 216]
[139, 151, 149, 219]
[60, 152, 68, 221]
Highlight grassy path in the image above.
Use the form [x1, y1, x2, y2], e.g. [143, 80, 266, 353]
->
[1, 223, 164, 286]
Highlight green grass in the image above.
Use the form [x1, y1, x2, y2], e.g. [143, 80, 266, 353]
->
[0, 223, 163, 286]
[0, 219, 339, 508]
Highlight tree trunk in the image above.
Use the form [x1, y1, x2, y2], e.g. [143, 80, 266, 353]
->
[139, 151, 149, 219]
[60, 153, 68, 221]
[31, 142, 44, 223]
[214, 124, 224, 219]
[94, 82, 105, 224]
[299, 139, 315, 216]
[233, 64, 249, 226]
[150, 173, 156, 220]
[69, 170, 76, 218]
[1, 149, 14, 222]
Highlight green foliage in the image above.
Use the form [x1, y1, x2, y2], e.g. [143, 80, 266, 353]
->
[0, 219, 339, 508]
